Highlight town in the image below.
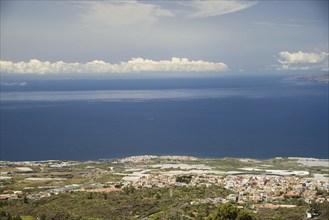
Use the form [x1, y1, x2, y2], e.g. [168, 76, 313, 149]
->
[0, 156, 328, 219]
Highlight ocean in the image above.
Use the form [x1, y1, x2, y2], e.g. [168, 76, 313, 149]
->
[1, 75, 328, 161]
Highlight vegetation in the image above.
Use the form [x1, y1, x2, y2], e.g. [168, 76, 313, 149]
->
[207, 203, 253, 220]
[0, 211, 23, 220]
[6, 187, 321, 220]
[0, 186, 232, 220]
[310, 202, 329, 220]
[176, 175, 193, 184]
[255, 206, 309, 220]
[316, 188, 329, 197]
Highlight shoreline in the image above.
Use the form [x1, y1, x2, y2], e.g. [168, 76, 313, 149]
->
[1, 155, 329, 163]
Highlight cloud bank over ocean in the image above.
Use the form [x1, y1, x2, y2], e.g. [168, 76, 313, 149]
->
[2, 50, 327, 77]
[0, 57, 228, 75]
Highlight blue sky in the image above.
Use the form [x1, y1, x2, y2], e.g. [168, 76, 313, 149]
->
[0, 0, 328, 76]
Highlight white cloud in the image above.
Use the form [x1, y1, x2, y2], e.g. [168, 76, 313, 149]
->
[80, 1, 174, 27]
[255, 22, 301, 28]
[0, 58, 228, 74]
[278, 51, 328, 64]
[182, 0, 257, 18]
[276, 51, 329, 71]
[78, 1, 256, 27]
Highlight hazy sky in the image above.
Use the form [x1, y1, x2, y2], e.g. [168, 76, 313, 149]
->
[0, 0, 328, 76]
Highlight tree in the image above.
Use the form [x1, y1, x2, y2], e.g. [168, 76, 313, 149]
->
[0, 201, 7, 207]
[207, 203, 253, 220]
[311, 202, 329, 219]
[14, 216, 22, 220]
[236, 212, 253, 220]
[40, 214, 47, 220]
[176, 175, 192, 184]
[6, 213, 12, 220]
[123, 186, 135, 194]
[22, 196, 28, 204]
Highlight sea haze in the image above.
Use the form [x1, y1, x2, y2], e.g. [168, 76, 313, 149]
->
[1, 75, 328, 161]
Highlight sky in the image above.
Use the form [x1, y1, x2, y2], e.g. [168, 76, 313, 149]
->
[0, 0, 328, 77]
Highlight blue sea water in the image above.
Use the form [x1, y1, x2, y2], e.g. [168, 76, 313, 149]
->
[1, 75, 328, 161]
